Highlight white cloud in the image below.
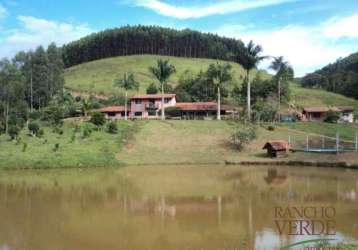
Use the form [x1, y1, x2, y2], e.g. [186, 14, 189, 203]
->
[0, 4, 8, 19]
[215, 13, 358, 76]
[129, 0, 296, 19]
[0, 16, 94, 58]
[322, 14, 358, 39]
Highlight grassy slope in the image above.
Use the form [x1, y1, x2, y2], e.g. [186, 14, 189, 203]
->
[290, 83, 358, 109]
[64, 55, 267, 96]
[0, 120, 135, 169]
[65, 55, 358, 110]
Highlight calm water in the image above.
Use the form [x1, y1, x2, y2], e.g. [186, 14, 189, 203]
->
[0, 165, 357, 250]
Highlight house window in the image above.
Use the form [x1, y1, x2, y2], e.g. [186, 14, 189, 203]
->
[108, 112, 116, 117]
[134, 112, 142, 117]
[164, 98, 170, 104]
[135, 99, 142, 104]
[148, 111, 156, 116]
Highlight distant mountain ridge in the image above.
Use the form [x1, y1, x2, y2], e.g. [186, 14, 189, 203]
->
[301, 51, 358, 99]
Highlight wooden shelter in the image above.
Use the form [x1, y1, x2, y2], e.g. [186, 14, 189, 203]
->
[263, 140, 290, 158]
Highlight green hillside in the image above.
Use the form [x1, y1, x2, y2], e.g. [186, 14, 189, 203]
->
[64, 55, 267, 96]
[290, 83, 358, 109]
[64, 54, 358, 109]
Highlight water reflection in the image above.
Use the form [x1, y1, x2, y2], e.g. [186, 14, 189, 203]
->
[0, 166, 357, 250]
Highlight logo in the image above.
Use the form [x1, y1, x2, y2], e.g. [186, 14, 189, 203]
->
[275, 206, 338, 249]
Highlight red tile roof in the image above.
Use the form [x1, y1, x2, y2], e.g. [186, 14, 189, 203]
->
[263, 140, 290, 151]
[98, 106, 128, 113]
[175, 102, 232, 111]
[131, 94, 176, 100]
[303, 106, 354, 113]
[338, 106, 354, 112]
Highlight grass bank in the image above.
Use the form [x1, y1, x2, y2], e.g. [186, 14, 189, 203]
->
[2, 120, 358, 169]
[0, 120, 138, 169]
[118, 120, 358, 166]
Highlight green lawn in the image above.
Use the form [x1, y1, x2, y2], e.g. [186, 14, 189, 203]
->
[0, 120, 136, 169]
[64, 54, 268, 96]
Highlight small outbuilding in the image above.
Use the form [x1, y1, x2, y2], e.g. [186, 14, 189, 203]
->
[263, 140, 290, 158]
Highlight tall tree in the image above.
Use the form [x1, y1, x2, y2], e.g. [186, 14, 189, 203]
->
[113, 72, 139, 120]
[47, 43, 65, 98]
[0, 59, 25, 134]
[269, 56, 290, 122]
[235, 41, 265, 120]
[32, 46, 49, 109]
[149, 59, 176, 120]
[206, 62, 232, 120]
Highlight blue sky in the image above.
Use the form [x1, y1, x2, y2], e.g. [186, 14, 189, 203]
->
[0, 0, 358, 76]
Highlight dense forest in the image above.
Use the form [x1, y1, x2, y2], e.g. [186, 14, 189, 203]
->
[62, 25, 246, 68]
[301, 51, 358, 99]
[0, 43, 65, 134]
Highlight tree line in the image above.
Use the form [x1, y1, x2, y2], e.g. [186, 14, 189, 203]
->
[62, 25, 247, 68]
[0, 43, 64, 134]
[301, 51, 358, 99]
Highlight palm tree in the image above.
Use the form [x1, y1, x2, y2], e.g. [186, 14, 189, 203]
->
[148, 59, 176, 120]
[207, 62, 232, 120]
[81, 97, 91, 119]
[114, 72, 139, 120]
[269, 56, 290, 122]
[235, 41, 265, 120]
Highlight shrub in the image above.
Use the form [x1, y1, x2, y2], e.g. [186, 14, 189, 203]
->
[29, 110, 42, 120]
[106, 121, 118, 134]
[146, 83, 158, 94]
[82, 123, 93, 138]
[38, 129, 45, 138]
[53, 143, 60, 152]
[28, 122, 40, 136]
[267, 125, 275, 131]
[52, 126, 63, 135]
[8, 125, 20, 140]
[230, 126, 257, 151]
[324, 111, 340, 123]
[90, 112, 106, 127]
[42, 103, 64, 126]
[22, 142, 28, 152]
[165, 107, 182, 117]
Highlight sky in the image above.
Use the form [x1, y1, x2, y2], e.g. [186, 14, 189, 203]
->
[0, 0, 358, 76]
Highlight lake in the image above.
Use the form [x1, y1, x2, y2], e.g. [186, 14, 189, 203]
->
[0, 165, 357, 250]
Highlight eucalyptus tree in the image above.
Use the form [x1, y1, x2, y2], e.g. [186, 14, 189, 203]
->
[206, 62, 232, 120]
[114, 72, 139, 120]
[269, 56, 290, 122]
[235, 41, 265, 120]
[0, 59, 25, 134]
[149, 59, 176, 120]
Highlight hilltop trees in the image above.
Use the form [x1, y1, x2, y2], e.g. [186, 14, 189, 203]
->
[301, 52, 358, 99]
[114, 72, 139, 120]
[62, 26, 246, 67]
[149, 59, 176, 120]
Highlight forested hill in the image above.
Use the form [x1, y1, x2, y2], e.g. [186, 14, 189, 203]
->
[301, 51, 358, 99]
[62, 25, 245, 68]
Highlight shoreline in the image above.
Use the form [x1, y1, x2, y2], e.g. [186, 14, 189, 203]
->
[1, 159, 358, 170]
